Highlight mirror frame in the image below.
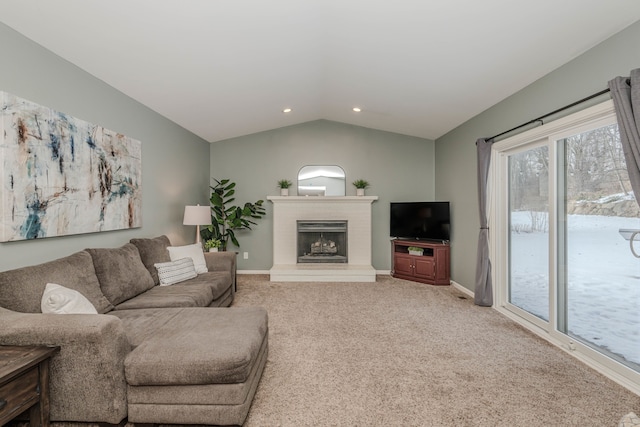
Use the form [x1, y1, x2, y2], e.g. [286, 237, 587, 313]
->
[297, 165, 346, 196]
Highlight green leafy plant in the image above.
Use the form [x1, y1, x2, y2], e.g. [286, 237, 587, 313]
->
[277, 179, 293, 189]
[203, 238, 222, 250]
[408, 246, 423, 254]
[352, 179, 370, 189]
[201, 179, 266, 250]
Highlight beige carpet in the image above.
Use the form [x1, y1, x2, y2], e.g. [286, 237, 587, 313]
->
[232, 275, 640, 427]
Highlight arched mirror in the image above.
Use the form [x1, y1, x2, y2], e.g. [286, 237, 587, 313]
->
[297, 165, 346, 196]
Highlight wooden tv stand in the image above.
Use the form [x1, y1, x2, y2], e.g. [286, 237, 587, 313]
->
[391, 239, 450, 285]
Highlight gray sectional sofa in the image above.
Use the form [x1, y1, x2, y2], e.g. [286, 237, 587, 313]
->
[0, 235, 268, 426]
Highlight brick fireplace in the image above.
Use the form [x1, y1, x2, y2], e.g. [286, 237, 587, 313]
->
[267, 196, 378, 281]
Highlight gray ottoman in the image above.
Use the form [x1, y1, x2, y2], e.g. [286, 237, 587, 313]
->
[124, 307, 268, 426]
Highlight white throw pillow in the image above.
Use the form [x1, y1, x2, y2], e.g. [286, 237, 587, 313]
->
[167, 242, 208, 274]
[154, 257, 198, 286]
[41, 283, 98, 314]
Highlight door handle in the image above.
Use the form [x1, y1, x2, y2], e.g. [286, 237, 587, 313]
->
[631, 231, 640, 258]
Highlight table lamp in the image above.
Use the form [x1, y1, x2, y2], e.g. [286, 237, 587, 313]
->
[183, 205, 212, 243]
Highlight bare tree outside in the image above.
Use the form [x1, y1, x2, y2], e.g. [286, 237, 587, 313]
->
[509, 146, 550, 233]
[511, 125, 638, 235]
[565, 125, 638, 218]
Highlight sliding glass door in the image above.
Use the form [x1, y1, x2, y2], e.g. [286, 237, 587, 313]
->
[558, 124, 640, 371]
[495, 101, 640, 388]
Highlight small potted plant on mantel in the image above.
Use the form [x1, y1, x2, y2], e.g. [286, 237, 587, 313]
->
[277, 179, 293, 196]
[352, 179, 370, 196]
[204, 238, 222, 252]
[408, 246, 424, 256]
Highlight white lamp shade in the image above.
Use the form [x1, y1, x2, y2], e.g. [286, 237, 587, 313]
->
[183, 205, 212, 225]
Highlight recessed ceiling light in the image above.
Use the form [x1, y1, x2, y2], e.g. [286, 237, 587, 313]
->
[353, 107, 361, 112]
[283, 108, 292, 113]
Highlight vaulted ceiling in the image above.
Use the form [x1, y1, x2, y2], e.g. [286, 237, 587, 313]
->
[2, 1, 640, 143]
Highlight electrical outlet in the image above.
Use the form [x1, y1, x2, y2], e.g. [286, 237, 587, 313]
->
[243, 252, 249, 259]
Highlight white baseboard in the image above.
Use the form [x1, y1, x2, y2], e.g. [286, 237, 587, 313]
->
[451, 280, 474, 297]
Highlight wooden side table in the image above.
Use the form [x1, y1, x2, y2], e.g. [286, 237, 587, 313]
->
[0, 345, 60, 427]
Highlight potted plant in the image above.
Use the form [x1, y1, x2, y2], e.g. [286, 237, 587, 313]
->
[352, 179, 370, 196]
[277, 179, 293, 196]
[199, 179, 267, 251]
[408, 246, 424, 256]
[203, 238, 222, 252]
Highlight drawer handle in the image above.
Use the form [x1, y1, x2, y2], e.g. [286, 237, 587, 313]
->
[0, 399, 6, 410]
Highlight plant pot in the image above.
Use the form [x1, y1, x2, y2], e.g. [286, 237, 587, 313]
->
[280, 188, 289, 196]
[356, 188, 365, 196]
[208, 248, 218, 253]
[409, 250, 423, 256]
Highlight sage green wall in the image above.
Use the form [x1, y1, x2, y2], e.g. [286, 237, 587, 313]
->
[435, 20, 640, 292]
[0, 23, 211, 271]
[210, 120, 435, 271]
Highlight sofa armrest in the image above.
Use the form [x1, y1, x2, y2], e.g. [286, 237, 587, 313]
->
[204, 250, 236, 272]
[204, 251, 237, 292]
[0, 309, 129, 423]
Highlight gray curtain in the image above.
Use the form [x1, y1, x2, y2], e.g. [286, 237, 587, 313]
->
[609, 69, 640, 207]
[474, 138, 493, 306]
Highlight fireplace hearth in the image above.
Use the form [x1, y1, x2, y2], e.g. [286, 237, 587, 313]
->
[297, 220, 347, 263]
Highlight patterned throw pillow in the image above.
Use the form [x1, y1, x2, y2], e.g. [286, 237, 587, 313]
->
[154, 258, 198, 286]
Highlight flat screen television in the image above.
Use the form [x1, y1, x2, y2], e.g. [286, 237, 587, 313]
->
[390, 201, 450, 242]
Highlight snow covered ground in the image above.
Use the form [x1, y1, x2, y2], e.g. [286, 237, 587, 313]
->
[510, 212, 640, 366]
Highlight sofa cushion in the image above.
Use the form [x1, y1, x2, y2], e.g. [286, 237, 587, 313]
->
[0, 251, 113, 314]
[113, 283, 214, 310]
[41, 283, 98, 314]
[126, 336, 268, 425]
[124, 307, 268, 385]
[87, 243, 155, 306]
[179, 271, 232, 301]
[130, 235, 172, 285]
[110, 308, 184, 348]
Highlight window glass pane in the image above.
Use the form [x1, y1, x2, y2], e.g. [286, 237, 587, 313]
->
[560, 123, 640, 370]
[509, 146, 550, 321]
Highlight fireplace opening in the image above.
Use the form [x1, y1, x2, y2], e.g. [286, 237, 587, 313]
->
[297, 220, 347, 263]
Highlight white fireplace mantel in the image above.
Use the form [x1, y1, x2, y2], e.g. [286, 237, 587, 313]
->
[267, 196, 378, 282]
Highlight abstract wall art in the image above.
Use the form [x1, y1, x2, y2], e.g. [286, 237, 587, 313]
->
[0, 92, 142, 241]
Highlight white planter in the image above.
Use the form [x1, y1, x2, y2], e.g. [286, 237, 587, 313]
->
[356, 188, 365, 196]
[409, 250, 423, 256]
[280, 188, 289, 196]
[208, 248, 219, 253]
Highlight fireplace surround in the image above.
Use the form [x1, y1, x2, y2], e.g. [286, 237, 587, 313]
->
[267, 196, 377, 281]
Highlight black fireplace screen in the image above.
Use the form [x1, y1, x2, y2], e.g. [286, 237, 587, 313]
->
[297, 220, 347, 263]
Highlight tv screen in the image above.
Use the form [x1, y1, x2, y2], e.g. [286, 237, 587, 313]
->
[390, 201, 450, 241]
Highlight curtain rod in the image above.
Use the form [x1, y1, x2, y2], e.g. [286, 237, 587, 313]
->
[483, 82, 626, 143]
